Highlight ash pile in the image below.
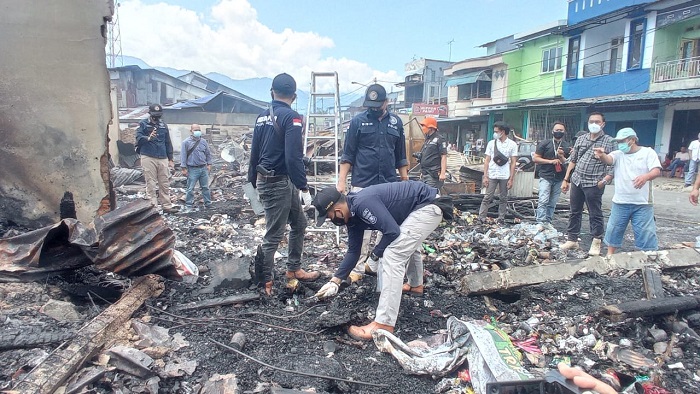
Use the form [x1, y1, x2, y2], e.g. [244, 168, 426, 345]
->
[0, 137, 699, 393]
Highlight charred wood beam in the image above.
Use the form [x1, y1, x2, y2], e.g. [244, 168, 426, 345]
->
[642, 266, 664, 300]
[600, 296, 700, 322]
[173, 293, 260, 312]
[459, 249, 700, 295]
[12, 275, 164, 394]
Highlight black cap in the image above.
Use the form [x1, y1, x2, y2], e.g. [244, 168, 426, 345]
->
[271, 73, 297, 95]
[311, 188, 342, 226]
[149, 104, 163, 116]
[362, 84, 387, 108]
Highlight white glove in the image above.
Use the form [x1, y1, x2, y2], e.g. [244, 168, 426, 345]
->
[300, 190, 312, 207]
[315, 280, 339, 299]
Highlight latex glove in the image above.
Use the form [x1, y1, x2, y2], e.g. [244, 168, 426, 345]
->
[315, 281, 339, 299]
[300, 190, 312, 207]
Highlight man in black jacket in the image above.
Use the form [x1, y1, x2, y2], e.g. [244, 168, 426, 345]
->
[135, 104, 178, 213]
[247, 73, 319, 295]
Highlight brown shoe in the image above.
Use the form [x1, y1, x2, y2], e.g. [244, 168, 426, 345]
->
[263, 281, 273, 296]
[285, 269, 320, 282]
[348, 321, 394, 341]
[162, 206, 180, 214]
[402, 283, 424, 296]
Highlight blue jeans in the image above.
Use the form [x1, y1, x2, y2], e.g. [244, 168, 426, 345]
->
[667, 159, 687, 177]
[603, 203, 657, 250]
[257, 177, 306, 282]
[685, 159, 699, 186]
[536, 178, 562, 223]
[185, 166, 211, 207]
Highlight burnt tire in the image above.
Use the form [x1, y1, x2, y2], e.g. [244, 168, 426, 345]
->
[0, 327, 74, 350]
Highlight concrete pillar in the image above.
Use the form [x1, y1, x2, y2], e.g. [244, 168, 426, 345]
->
[0, 1, 114, 227]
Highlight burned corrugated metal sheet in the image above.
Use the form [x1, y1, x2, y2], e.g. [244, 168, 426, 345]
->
[0, 219, 96, 282]
[0, 1, 114, 227]
[93, 200, 178, 279]
[0, 200, 180, 281]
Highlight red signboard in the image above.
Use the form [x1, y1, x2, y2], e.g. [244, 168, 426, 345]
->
[412, 103, 447, 117]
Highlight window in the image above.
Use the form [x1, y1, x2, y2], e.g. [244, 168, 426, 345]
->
[627, 19, 646, 70]
[457, 80, 492, 100]
[541, 47, 563, 73]
[431, 69, 436, 82]
[566, 37, 580, 79]
[430, 86, 436, 99]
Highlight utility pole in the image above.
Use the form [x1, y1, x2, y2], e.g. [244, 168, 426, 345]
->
[447, 39, 455, 62]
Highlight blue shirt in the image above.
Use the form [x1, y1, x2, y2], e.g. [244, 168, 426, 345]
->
[247, 100, 308, 190]
[341, 110, 408, 188]
[136, 118, 173, 160]
[334, 181, 438, 280]
[180, 136, 212, 167]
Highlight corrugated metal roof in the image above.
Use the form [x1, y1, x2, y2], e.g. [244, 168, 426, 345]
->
[518, 88, 700, 109]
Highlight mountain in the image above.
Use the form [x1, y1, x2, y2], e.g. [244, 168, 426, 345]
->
[118, 55, 361, 113]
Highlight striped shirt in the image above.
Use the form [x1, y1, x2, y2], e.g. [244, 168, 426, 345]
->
[570, 132, 616, 188]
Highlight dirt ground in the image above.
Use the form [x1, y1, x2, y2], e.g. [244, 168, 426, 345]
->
[1, 175, 699, 393]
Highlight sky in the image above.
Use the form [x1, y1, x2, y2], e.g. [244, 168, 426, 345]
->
[118, 0, 568, 93]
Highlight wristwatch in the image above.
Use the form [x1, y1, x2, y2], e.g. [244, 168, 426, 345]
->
[600, 179, 609, 185]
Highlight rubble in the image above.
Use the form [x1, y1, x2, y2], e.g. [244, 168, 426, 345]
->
[0, 137, 698, 393]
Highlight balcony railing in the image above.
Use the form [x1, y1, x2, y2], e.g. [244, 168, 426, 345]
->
[582, 58, 622, 77]
[652, 56, 700, 83]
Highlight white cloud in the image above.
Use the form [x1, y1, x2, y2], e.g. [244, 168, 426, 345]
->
[118, 0, 400, 93]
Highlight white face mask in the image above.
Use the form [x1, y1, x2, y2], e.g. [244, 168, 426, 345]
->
[588, 123, 602, 134]
[494, 132, 502, 140]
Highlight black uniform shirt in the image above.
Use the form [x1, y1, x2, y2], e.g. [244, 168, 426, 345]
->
[420, 131, 447, 173]
[247, 100, 308, 190]
[333, 181, 437, 280]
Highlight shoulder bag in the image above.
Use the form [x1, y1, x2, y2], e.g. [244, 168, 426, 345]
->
[492, 140, 509, 167]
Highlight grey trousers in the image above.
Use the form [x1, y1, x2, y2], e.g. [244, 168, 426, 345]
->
[350, 186, 383, 275]
[375, 204, 442, 327]
[478, 178, 508, 220]
[257, 177, 306, 282]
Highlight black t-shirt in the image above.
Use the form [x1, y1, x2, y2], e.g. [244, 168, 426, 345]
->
[536, 139, 571, 181]
[420, 132, 447, 173]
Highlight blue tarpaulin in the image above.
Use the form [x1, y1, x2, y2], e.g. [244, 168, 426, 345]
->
[444, 70, 491, 87]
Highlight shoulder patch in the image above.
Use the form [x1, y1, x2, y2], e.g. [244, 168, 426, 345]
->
[389, 116, 398, 125]
[293, 118, 303, 127]
[361, 208, 377, 225]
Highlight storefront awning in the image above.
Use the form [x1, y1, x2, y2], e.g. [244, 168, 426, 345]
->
[444, 70, 491, 87]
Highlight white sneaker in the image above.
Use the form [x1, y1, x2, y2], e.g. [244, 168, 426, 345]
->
[560, 240, 579, 250]
[588, 238, 602, 256]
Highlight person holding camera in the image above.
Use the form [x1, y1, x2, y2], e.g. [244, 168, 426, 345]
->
[533, 121, 571, 228]
[135, 104, 179, 213]
[478, 121, 518, 223]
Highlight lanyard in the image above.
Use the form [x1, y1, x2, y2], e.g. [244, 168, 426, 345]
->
[552, 139, 561, 158]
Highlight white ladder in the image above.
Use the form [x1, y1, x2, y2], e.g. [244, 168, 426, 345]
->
[303, 71, 341, 244]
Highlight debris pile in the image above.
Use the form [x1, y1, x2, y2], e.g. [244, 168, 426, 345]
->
[0, 135, 698, 393]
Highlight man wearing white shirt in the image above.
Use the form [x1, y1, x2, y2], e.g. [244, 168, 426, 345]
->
[594, 128, 661, 257]
[684, 133, 700, 187]
[478, 121, 518, 223]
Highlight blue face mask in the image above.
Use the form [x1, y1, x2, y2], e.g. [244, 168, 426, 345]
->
[618, 141, 631, 154]
[193, 130, 202, 138]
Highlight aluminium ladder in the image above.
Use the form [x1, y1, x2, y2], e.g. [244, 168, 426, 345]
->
[303, 71, 341, 244]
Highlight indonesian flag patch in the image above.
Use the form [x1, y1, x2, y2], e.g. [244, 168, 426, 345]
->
[293, 118, 303, 127]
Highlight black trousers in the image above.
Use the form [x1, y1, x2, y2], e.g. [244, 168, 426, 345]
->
[567, 182, 605, 241]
